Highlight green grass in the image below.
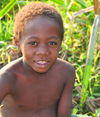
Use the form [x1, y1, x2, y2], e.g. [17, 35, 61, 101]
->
[0, 0, 100, 116]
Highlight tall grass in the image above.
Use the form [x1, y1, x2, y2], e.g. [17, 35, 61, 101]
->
[0, 0, 100, 116]
[80, 15, 100, 111]
[0, 0, 17, 19]
[0, 0, 17, 42]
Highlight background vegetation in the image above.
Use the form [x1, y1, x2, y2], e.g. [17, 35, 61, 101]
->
[0, 0, 100, 116]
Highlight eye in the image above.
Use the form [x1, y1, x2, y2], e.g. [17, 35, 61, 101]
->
[49, 42, 57, 45]
[28, 41, 37, 45]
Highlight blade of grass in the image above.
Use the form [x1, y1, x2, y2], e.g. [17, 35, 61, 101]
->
[80, 15, 100, 111]
[0, 0, 17, 19]
[50, 0, 64, 6]
[75, 0, 89, 8]
[0, 19, 2, 40]
[96, 108, 100, 117]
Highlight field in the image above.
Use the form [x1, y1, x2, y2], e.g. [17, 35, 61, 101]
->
[0, 0, 100, 116]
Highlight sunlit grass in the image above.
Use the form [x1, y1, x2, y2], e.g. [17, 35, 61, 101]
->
[0, 0, 100, 116]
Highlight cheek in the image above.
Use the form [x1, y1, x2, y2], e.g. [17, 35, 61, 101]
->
[55, 45, 61, 52]
[20, 44, 30, 56]
[50, 48, 60, 56]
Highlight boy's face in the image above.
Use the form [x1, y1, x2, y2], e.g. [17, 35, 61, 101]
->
[18, 16, 61, 73]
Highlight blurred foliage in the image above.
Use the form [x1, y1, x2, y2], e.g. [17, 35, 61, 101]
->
[0, 0, 100, 116]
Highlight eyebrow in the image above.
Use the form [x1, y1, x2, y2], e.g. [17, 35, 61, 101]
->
[27, 36, 59, 40]
[48, 36, 58, 40]
[27, 36, 39, 39]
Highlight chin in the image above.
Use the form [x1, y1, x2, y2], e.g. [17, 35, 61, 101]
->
[34, 68, 50, 74]
[35, 70, 48, 74]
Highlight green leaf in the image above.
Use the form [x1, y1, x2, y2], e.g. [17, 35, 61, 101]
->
[93, 93, 100, 96]
[0, 0, 17, 19]
[0, 41, 5, 48]
[96, 108, 100, 117]
[7, 52, 11, 63]
[7, 45, 17, 50]
[80, 15, 100, 111]
[75, 0, 88, 8]
[71, 115, 90, 117]
[50, 0, 64, 6]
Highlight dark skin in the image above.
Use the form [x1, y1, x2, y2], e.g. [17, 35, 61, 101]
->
[0, 16, 75, 117]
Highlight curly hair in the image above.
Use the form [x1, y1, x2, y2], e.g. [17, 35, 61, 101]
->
[14, 2, 64, 41]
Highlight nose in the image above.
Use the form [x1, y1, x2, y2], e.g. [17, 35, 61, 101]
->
[36, 45, 49, 55]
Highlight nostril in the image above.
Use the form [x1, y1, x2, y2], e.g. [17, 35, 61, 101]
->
[36, 51, 49, 55]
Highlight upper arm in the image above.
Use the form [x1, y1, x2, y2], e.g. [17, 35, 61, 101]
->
[58, 65, 75, 117]
[0, 69, 15, 105]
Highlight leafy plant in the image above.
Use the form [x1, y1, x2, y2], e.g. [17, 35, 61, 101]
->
[96, 108, 100, 117]
[0, 0, 100, 116]
[0, 41, 17, 65]
[71, 114, 90, 117]
[0, 41, 10, 64]
[0, 0, 17, 19]
[80, 15, 100, 111]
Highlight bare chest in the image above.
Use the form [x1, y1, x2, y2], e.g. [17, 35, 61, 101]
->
[7, 74, 64, 111]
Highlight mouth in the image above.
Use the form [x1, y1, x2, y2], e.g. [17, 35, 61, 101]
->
[36, 61, 48, 64]
[34, 60, 49, 68]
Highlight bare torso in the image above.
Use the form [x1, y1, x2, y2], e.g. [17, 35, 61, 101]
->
[0, 58, 68, 117]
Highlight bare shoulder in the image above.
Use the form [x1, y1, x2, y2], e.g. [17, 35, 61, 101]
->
[56, 59, 75, 117]
[0, 57, 22, 78]
[56, 58, 75, 72]
[0, 57, 23, 90]
[0, 58, 21, 104]
[0, 57, 23, 103]
[55, 58, 75, 82]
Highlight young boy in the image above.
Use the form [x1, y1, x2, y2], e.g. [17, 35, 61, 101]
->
[0, 2, 75, 117]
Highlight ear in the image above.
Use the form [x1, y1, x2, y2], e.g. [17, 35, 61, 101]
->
[13, 36, 21, 51]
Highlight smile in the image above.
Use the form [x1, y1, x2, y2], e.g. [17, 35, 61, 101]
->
[35, 61, 49, 68]
[36, 61, 48, 64]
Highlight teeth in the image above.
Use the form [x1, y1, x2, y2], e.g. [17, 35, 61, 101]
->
[39, 61, 46, 63]
[36, 61, 47, 63]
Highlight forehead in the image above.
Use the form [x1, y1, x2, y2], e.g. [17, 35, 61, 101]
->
[25, 16, 60, 29]
[22, 16, 61, 38]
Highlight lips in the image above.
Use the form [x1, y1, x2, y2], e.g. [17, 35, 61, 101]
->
[34, 60, 49, 68]
[36, 61, 48, 64]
